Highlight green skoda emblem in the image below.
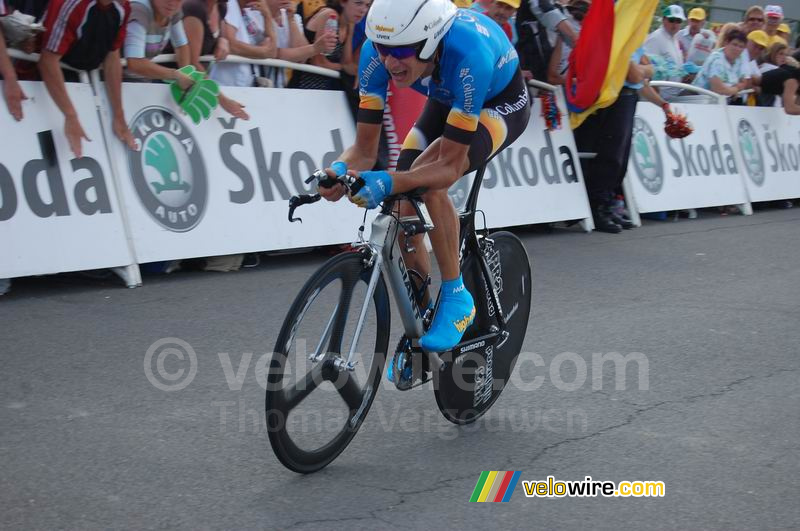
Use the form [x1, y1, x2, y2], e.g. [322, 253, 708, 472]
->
[128, 107, 207, 232]
[737, 119, 765, 186]
[631, 117, 664, 195]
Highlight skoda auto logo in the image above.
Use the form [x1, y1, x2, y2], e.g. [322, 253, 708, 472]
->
[128, 107, 207, 232]
[631, 117, 664, 195]
[737, 119, 765, 186]
[448, 173, 471, 211]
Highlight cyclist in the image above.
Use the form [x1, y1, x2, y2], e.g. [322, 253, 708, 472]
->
[319, 0, 530, 354]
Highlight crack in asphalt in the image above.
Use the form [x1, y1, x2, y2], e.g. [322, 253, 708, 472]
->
[524, 368, 797, 466]
[261, 369, 798, 529]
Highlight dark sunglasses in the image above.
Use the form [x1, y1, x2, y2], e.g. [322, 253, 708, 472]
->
[747, 17, 764, 22]
[666, 17, 683, 23]
[374, 42, 420, 60]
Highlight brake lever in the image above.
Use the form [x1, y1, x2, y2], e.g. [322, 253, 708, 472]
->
[305, 170, 339, 189]
[288, 194, 322, 223]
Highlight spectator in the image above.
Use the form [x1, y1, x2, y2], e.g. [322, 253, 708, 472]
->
[740, 5, 765, 34]
[214, 0, 277, 88]
[681, 8, 716, 69]
[0, 0, 18, 296]
[0, 0, 26, 121]
[287, 0, 368, 91]
[546, 0, 586, 86]
[515, 0, 580, 82]
[38, 0, 137, 158]
[758, 59, 800, 114]
[644, 4, 685, 101]
[264, 0, 337, 88]
[693, 28, 749, 99]
[573, 48, 670, 233]
[763, 5, 782, 37]
[776, 23, 790, 44]
[678, 8, 711, 60]
[520, 0, 580, 46]
[179, 0, 248, 117]
[757, 40, 788, 106]
[716, 22, 739, 49]
[743, 30, 768, 81]
[761, 41, 788, 73]
[124, 0, 195, 91]
[485, 0, 519, 43]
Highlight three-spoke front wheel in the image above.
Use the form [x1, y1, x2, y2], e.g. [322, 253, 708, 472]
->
[266, 252, 390, 473]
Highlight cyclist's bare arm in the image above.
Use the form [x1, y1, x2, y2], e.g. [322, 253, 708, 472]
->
[320, 121, 381, 201]
[391, 137, 470, 193]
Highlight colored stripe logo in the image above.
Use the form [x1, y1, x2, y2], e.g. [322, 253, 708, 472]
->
[469, 471, 521, 502]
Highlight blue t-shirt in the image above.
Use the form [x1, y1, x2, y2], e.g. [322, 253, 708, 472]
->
[357, 10, 519, 144]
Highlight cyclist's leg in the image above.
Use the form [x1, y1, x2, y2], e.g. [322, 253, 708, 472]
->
[395, 99, 449, 308]
[420, 69, 531, 351]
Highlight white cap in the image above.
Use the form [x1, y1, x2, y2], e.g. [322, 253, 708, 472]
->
[765, 5, 783, 19]
[662, 4, 686, 21]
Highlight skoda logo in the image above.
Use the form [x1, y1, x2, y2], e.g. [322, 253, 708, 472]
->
[448, 173, 471, 211]
[128, 107, 207, 232]
[737, 119, 765, 186]
[631, 117, 664, 195]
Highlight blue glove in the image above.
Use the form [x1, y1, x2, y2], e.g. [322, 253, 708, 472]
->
[330, 160, 347, 177]
[349, 170, 393, 209]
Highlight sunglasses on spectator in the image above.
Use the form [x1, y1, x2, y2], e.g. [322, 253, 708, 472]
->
[374, 42, 420, 60]
[747, 17, 764, 22]
[666, 17, 683, 23]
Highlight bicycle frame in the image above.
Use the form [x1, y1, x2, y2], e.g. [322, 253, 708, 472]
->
[339, 164, 509, 370]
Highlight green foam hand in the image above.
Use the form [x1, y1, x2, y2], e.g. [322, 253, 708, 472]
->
[169, 65, 220, 125]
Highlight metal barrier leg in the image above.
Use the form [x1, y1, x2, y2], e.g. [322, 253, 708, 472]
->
[112, 265, 142, 288]
[622, 177, 642, 227]
[89, 69, 143, 288]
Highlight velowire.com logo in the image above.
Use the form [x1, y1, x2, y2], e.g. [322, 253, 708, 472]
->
[128, 106, 207, 231]
[469, 471, 521, 502]
[737, 119, 765, 186]
[631, 117, 664, 195]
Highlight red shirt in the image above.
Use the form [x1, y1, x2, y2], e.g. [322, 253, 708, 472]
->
[42, 0, 130, 70]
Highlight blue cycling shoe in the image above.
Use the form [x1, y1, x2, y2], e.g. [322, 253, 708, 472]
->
[419, 275, 476, 353]
[387, 301, 434, 385]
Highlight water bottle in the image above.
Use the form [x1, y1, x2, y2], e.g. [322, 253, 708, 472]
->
[323, 14, 338, 58]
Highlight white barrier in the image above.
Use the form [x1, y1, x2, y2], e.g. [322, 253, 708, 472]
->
[0, 81, 137, 281]
[4, 58, 798, 286]
[624, 85, 751, 216]
[727, 106, 800, 203]
[99, 81, 363, 262]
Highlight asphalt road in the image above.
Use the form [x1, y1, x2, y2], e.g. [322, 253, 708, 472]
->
[2, 208, 799, 530]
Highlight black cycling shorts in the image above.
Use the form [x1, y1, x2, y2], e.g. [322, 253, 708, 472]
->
[396, 68, 531, 174]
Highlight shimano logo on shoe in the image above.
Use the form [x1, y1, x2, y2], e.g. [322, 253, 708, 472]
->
[453, 307, 476, 333]
[459, 340, 485, 354]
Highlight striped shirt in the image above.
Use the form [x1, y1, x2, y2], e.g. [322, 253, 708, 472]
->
[42, 0, 130, 70]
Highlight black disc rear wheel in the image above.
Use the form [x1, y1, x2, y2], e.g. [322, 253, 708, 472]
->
[266, 252, 390, 473]
[434, 231, 532, 424]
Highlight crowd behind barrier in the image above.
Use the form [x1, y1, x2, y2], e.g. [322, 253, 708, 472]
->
[1, 0, 799, 294]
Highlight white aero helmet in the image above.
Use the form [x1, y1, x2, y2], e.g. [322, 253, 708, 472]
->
[366, 0, 459, 60]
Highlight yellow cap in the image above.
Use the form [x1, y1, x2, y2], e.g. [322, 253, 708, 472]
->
[496, 0, 521, 8]
[748, 29, 769, 47]
[770, 35, 788, 46]
[777, 23, 790, 33]
[688, 7, 706, 20]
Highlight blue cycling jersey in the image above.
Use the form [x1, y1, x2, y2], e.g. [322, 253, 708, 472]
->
[357, 9, 520, 144]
